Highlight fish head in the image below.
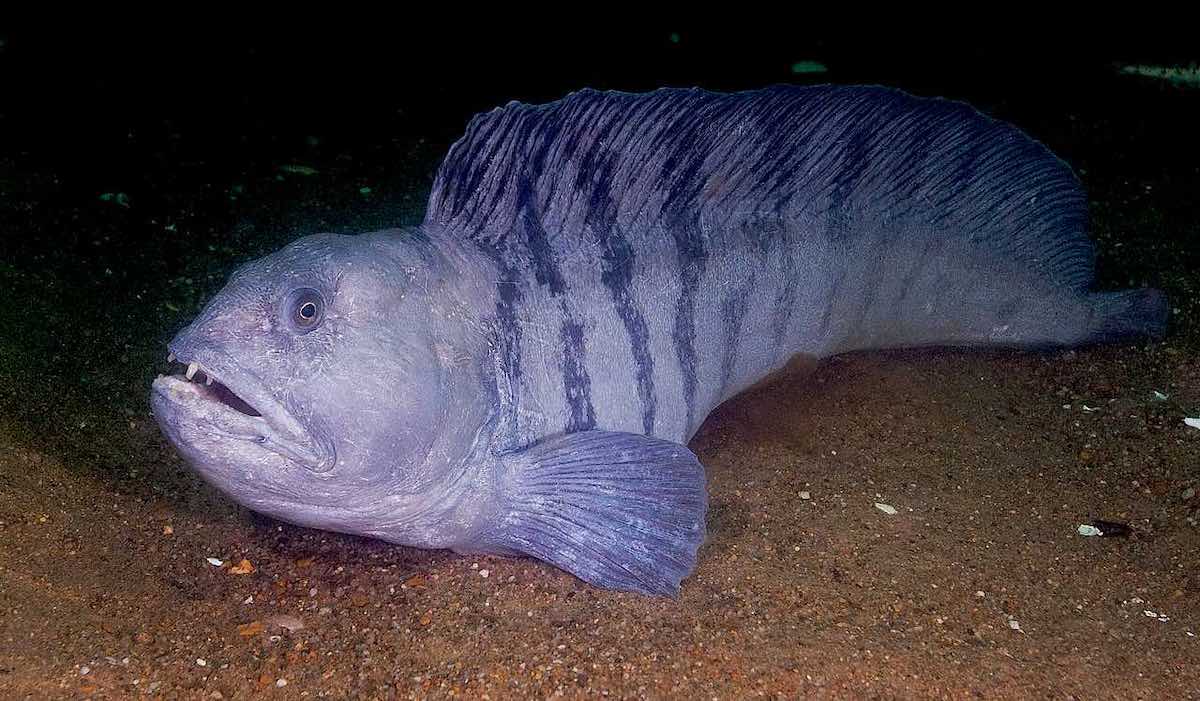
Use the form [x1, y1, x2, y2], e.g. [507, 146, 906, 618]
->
[150, 229, 481, 530]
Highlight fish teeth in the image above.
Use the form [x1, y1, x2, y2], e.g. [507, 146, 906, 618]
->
[167, 352, 176, 363]
[206, 375, 214, 386]
[186, 363, 199, 380]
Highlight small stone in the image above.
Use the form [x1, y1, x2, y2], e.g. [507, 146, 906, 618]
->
[267, 614, 306, 632]
[975, 591, 986, 599]
[874, 502, 898, 515]
[309, 587, 318, 597]
[196, 658, 207, 667]
[79, 666, 90, 675]
[799, 491, 811, 500]
[479, 569, 490, 578]
[228, 559, 255, 575]
[162, 525, 173, 535]
[276, 678, 288, 688]
[237, 621, 264, 637]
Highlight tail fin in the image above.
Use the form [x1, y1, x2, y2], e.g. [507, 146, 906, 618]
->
[1087, 288, 1169, 343]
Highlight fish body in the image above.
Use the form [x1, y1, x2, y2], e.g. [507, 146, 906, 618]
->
[151, 85, 1167, 595]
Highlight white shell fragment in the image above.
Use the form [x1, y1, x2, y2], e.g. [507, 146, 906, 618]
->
[874, 502, 898, 515]
[1077, 524, 1103, 537]
[267, 614, 306, 632]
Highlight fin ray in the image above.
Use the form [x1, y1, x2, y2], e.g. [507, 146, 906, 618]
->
[472, 430, 707, 596]
[427, 84, 1096, 290]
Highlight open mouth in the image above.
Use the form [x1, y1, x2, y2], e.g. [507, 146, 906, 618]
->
[152, 348, 333, 473]
[170, 354, 263, 417]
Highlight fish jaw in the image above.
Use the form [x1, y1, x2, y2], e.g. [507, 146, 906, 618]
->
[151, 345, 335, 474]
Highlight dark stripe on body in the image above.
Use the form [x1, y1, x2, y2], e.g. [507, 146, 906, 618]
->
[719, 271, 753, 399]
[670, 220, 706, 433]
[769, 242, 800, 360]
[657, 104, 722, 433]
[511, 115, 598, 434]
[492, 249, 525, 442]
[599, 226, 656, 435]
[559, 306, 596, 432]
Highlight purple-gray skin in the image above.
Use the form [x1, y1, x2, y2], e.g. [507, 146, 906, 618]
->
[151, 85, 1168, 596]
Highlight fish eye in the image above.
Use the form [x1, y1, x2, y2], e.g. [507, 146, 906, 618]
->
[288, 288, 325, 331]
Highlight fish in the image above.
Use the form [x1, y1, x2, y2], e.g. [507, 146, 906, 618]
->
[150, 84, 1169, 596]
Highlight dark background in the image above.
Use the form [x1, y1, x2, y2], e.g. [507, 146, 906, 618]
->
[1, 24, 1198, 465]
[4, 25, 1199, 204]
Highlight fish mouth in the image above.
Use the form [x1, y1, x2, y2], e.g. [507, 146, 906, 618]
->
[151, 346, 335, 473]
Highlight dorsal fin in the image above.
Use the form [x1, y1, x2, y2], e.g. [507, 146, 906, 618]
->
[425, 84, 1095, 290]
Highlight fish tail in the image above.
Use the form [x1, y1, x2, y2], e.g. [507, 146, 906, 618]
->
[1084, 288, 1169, 344]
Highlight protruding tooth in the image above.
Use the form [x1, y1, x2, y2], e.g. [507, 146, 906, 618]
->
[206, 375, 213, 386]
[168, 352, 176, 363]
[186, 363, 199, 380]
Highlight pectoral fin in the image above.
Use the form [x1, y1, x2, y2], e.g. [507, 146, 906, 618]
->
[477, 430, 708, 597]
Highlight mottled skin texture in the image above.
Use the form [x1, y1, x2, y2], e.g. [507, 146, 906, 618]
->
[151, 85, 1167, 596]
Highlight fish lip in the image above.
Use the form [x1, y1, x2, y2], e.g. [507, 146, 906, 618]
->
[155, 343, 336, 473]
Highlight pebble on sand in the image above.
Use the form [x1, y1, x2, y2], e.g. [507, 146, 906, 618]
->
[237, 621, 264, 637]
[228, 559, 255, 575]
[266, 614, 306, 632]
